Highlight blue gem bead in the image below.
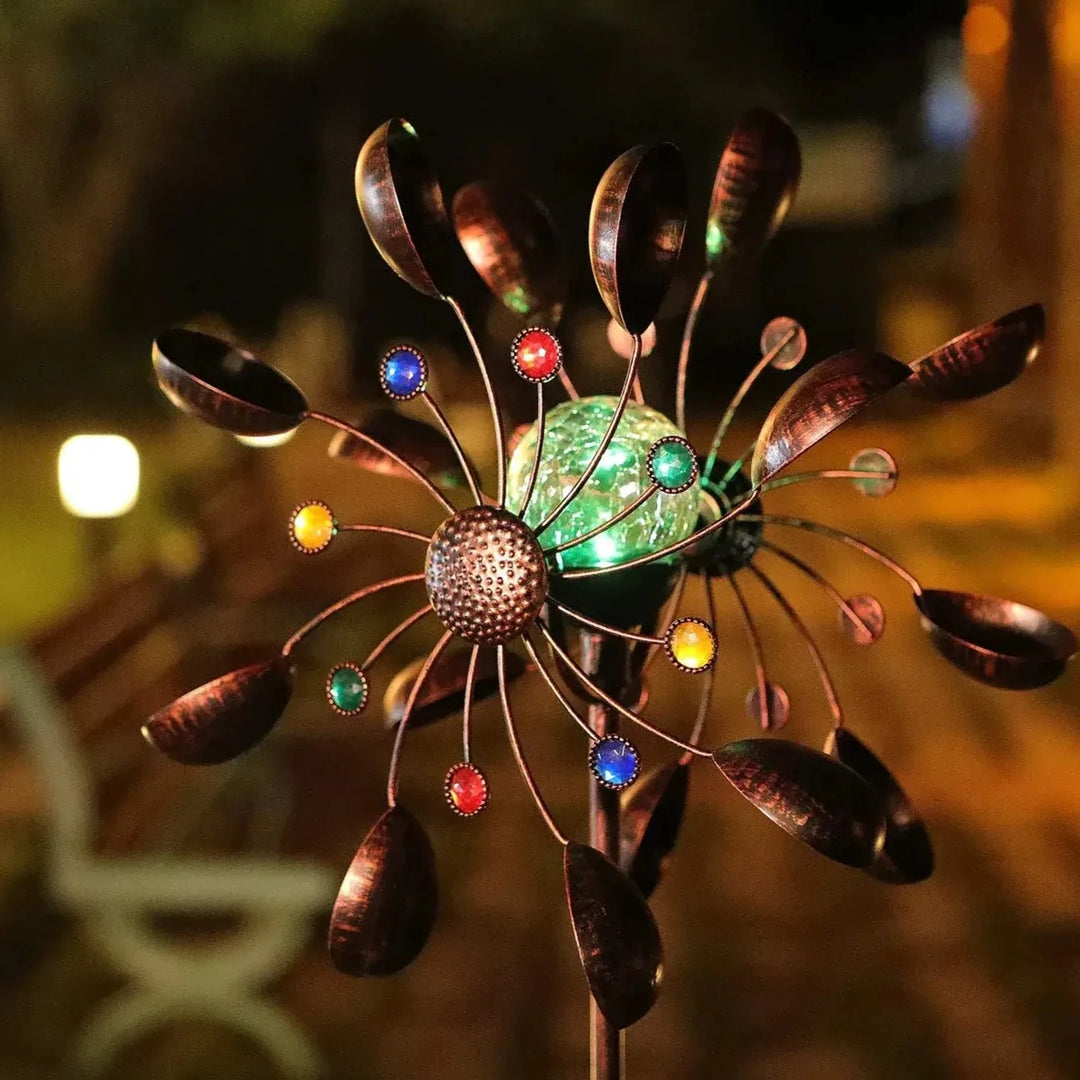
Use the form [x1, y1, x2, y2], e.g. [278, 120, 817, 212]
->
[590, 735, 640, 789]
[381, 346, 427, 400]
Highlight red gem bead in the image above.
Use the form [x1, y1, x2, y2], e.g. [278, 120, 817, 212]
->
[445, 763, 488, 816]
[512, 328, 562, 382]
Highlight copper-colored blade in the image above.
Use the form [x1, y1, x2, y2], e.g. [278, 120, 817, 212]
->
[589, 143, 687, 335]
[355, 119, 458, 299]
[142, 658, 293, 765]
[824, 728, 933, 885]
[452, 181, 567, 325]
[909, 304, 1044, 402]
[383, 647, 526, 730]
[713, 738, 885, 868]
[618, 761, 690, 899]
[152, 328, 307, 436]
[751, 350, 911, 485]
[915, 588, 1077, 690]
[564, 841, 663, 1030]
[706, 108, 801, 269]
[329, 805, 438, 977]
[327, 408, 473, 490]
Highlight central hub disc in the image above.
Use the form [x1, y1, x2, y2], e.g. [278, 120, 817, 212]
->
[425, 506, 548, 646]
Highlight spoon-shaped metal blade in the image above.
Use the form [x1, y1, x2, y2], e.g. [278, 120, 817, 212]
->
[706, 108, 801, 269]
[152, 328, 307, 436]
[915, 589, 1077, 689]
[824, 728, 934, 885]
[142, 658, 293, 765]
[751, 350, 911, 485]
[329, 805, 438, 976]
[355, 119, 458, 299]
[564, 841, 663, 1030]
[452, 181, 568, 325]
[328, 408, 473, 490]
[589, 142, 688, 335]
[909, 304, 1044, 402]
[713, 738, 885, 868]
[619, 762, 690, 898]
[383, 647, 527, 730]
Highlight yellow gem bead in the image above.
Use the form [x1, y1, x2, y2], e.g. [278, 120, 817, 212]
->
[667, 618, 716, 672]
[291, 501, 336, 553]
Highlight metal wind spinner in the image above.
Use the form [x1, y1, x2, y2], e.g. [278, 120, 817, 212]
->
[143, 109, 1077, 1036]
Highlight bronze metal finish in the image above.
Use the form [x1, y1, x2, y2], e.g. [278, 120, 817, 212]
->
[326, 408, 474, 492]
[383, 645, 525, 731]
[705, 108, 801, 271]
[564, 841, 663, 1031]
[329, 805, 438, 976]
[142, 658, 293, 765]
[452, 181, 568, 325]
[824, 727, 934, 885]
[589, 143, 688, 334]
[751, 350, 911, 485]
[354, 119, 458, 298]
[909, 303, 1045, 402]
[713, 738, 885, 868]
[425, 507, 548, 646]
[152, 328, 307, 436]
[915, 589, 1077, 689]
[619, 762, 690, 899]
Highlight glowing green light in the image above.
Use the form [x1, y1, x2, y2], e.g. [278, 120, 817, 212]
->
[502, 285, 531, 315]
[506, 396, 700, 569]
[706, 221, 726, 260]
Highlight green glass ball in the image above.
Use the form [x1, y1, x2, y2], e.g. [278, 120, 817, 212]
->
[506, 396, 700, 569]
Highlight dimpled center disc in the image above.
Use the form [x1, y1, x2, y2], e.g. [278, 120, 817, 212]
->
[425, 506, 548, 646]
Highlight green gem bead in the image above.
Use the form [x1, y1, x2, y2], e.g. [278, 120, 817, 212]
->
[505, 396, 700, 570]
[327, 664, 368, 714]
[648, 437, 697, 492]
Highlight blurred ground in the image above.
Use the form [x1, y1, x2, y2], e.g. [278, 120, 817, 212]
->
[0, 406, 1077, 1080]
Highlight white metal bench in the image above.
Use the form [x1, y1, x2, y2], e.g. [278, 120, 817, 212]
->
[0, 625, 336, 1079]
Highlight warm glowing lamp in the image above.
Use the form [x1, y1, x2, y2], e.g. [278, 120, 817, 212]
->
[235, 429, 296, 448]
[57, 435, 140, 519]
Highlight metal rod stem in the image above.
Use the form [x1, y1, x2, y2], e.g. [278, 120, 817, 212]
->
[420, 390, 484, 505]
[362, 604, 434, 670]
[703, 325, 796, 482]
[461, 644, 481, 763]
[280, 573, 425, 658]
[726, 573, 772, 731]
[338, 524, 432, 544]
[517, 382, 547, 517]
[758, 539, 873, 639]
[496, 645, 568, 844]
[744, 514, 923, 594]
[747, 564, 843, 728]
[579, 632, 625, 1080]
[446, 295, 508, 506]
[305, 411, 455, 514]
[546, 598, 664, 645]
[685, 572, 719, 752]
[759, 468, 894, 492]
[536, 620, 711, 758]
[386, 630, 454, 805]
[558, 366, 581, 402]
[521, 634, 597, 740]
[675, 270, 715, 433]
[535, 336, 642, 537]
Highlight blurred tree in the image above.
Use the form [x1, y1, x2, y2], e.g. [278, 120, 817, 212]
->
[0, 0, 346, 333]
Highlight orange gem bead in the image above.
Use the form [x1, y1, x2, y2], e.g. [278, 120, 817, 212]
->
[290, 501, 336, 554]
[666, 617, 716, 673]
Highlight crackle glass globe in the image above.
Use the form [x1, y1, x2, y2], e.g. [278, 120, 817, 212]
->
[506, 396, 700, 570]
